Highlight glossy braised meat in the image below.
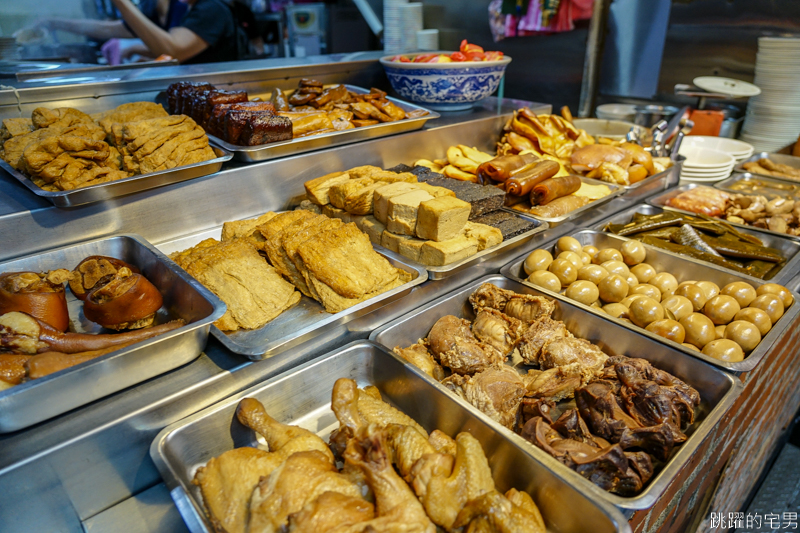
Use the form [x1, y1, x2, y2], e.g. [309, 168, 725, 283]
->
[469, 283, 555, 322]
[471, 308, 525, 357]
[520, 416, 652, 496]
[239, 114, 292, 146]
[442, 366, 525, 429]
[523, 363, 583, 402]
[516, 315, 571, 365]
[393, 341, 445, 381]
[427, 315, 504, 375]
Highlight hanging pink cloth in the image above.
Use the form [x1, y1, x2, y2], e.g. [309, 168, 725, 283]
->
[499, 0, 594, 37]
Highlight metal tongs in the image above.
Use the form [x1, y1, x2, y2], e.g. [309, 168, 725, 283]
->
[670, 118, 694, 161]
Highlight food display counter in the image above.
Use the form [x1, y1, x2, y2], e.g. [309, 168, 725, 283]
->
[0, 56, 798, 533]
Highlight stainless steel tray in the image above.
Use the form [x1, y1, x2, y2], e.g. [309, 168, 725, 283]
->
[715, 172, 800, 200]
[511, 176, 626, 227]
[0, 146, 232, 208]
[501, 230, 800, 373]
[156, 222, 427, 359]
[370, 275, 741, 510]
[204, 85, 440, 163]
[379, 212, 548, 281]
[648, 183, 800, 242]
[618, 155, 683, 199]
[734, 151, 800, 182]
[150, 340, 631, 533]
[0, 234, 226, 433]
[591, 203, 800, 285]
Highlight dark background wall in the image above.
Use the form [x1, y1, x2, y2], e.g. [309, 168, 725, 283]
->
[352, 0, 800, 112]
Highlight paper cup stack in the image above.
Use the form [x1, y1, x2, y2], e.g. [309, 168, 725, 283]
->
[400, 3, 423, 52]
[677, 145, 737, 183]
[383, 0, 408, 54]
[741, 36, 800, 152]
[416, 29, 439, 51]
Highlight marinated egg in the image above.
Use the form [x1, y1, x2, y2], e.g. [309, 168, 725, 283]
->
[556, 236, 583, 254]
[594, 248, 623, 264]
[558, 251, 584, 270]
[601, 260, 630, 277]
[721, 281, 758, 308]
[715, 325, 726, 340]
[620, 294, 648, 308]
[702, 339, 745, 362]
[631, 283, 662, 302]
[620, 240, 647, 266]
[646, 319, 685, 343]
[630, 263, 657, 283]
[757, 283, 794, 309]
[598, 274, 629, 303]
[695, 281, 721, 300]
[548, 258, 578, 287]
[650, 272, 679, 296]
[661, 295, 694, 321]
[583, 245, 599, 257]
[629, 297, 665, 328]
[675, 284, 708, 312]
[524, 249, 553, 275]
[566, 280, 600, 306]
[703, 295, 741, 325]
[603, 303, 629, 318]
[724, 320, 762, 353]
[680, 313, 716, 349]
[578, 264, 609, 285]
[750, 294, 784, 324]
[734, 307, 773, 336]
[527, 271, 562, 292]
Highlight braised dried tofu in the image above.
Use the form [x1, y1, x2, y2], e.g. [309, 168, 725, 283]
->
[373, 182, 421, 224]
[381, 230, 412, 253]
[419, 235, 478, 266]
[386, 190, 434, 236]
[221, 212, 278, 241]
[416, 196, 471, 242]
[463, 222, 503, 251]
[304, 171, 351, 205]
[176, 239, 301, 331]
[360, 216, 386, 245]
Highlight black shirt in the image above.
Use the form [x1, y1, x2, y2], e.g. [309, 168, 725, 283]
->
[180, 0, 242, 64]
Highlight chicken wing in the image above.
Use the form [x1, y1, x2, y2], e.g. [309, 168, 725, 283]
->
[248, 450, 366, 533]
[393, 341, 445, 381]
[193, 398, 334, 533]
[410, 432, 496, 531]
[287, 491, 375, 533]
[453, 489, 546, 533]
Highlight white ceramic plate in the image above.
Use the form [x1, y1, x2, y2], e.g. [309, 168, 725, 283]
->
[681, 136, 753, 156]
[693, 76, 761, 97]
[677, 146, 736, 168]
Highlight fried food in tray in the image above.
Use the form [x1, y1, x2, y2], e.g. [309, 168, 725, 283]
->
[743, 157, 800, 181]
[666, 185, 800, 237]
[0, 255, 184, 391]
[170, 211, 409, 332]
[0, 102, 217, 192]
[392, 282, 701, 496]
[166, 78, 428, 147]
[495, 106, 673, 187]
[604, 210, 788, 280]
[193, 379, 546, 533]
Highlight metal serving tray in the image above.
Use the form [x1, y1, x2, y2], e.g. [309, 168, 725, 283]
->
[204, 85, 440, 163]
[501, 230, 800, 374]
[715, 172, 800, 200]
[591, 203, 800, 285]
[513, 176, 626, 227]
[151, 340, 631, 533]
[0, 146, 232, 208]
[379, 212, 548, 281]
[370, 275, 741, 510]
[734, 151, 800, 182]
[648, 183, 800, 242]
[0, 234, 226, 433]
[156, 222, 426, 359]
[619, 155, 683, 199]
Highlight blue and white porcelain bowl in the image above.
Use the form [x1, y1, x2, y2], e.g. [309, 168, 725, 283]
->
[379, 53, 512, 112]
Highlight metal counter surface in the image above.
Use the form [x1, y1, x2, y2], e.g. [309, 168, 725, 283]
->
[0, 97, 547, 258]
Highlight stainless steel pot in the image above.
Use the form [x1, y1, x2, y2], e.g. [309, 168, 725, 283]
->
[634, 104, 680, 127]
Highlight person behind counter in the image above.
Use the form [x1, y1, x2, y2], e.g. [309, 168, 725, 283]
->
[110, 0, 245, 63]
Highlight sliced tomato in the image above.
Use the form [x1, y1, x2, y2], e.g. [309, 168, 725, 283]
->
[413, 54, 438, 63]
[450, 51, 467, 62]
[465, 51, 486, 61]
[460, 39, 485, 54]
[431, 55, 452, 63]
[483, 51, 504, 61]
[391, 55, 411, 62]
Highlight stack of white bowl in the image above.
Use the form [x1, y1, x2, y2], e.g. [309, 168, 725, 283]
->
[741, 36, 800, 152]
[681, 136, 754, 163]
[677, 145, 737, 183]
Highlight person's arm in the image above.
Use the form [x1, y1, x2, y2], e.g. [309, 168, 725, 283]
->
[110, 0, 208, 62]
[29, 18, 134, 40]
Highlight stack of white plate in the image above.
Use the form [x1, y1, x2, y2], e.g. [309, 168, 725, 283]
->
[681, 136, 754, 163]
[741, 36, 800, 152]
[400, 3, 423, 54]
[0, 38, 18, 61]
[383, 0, 409, 54]
[677, 146, 737, 183]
